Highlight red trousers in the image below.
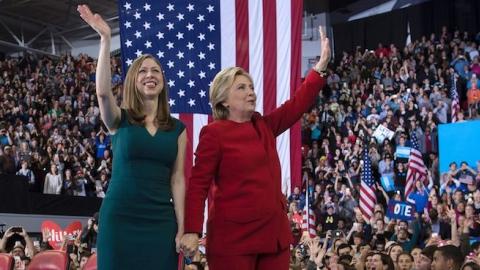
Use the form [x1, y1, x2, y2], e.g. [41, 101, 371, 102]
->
[207, 248, 290, 270]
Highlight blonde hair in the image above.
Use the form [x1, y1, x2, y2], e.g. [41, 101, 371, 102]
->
[209, 67, 253, 120]
[121, 54, 174, 130]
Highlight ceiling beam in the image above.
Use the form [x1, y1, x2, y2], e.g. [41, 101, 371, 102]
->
[0, 17, 23, 45]
[0, 39, 59, 57]
[26, 28, 48, 46]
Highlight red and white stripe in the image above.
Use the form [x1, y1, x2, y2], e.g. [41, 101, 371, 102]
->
[405, 148, 427, 199]
[451, 98, 460, 123]
[359, 181, 376, 221]
[302, 208, 316, 238]
[302, 187, 316, 238]
[174, 0, 303, 234]
[175, 0, 302, 194]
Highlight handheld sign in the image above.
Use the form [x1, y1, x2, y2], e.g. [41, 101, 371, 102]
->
[395, 146, 411, 160]
[41, 221, 83, 250]
[387, 200, 416, 221]
[373, 125, 394, 143]
[381, 174, 395, 192]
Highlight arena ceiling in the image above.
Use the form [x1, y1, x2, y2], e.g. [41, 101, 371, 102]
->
[0, 0, 118, 56]
[0, 0, 412, 57]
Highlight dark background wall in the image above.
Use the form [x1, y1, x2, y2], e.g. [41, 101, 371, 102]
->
[332, 0, 480, 55]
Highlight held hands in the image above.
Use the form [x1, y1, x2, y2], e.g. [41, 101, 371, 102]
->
[77, 5, 111, 38]
[314, 26, 331, 72]
[180, 233, 199, 258]
[175, 230, 183, 253]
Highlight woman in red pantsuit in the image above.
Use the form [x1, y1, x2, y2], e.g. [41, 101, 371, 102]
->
[180, 27, 330, 270]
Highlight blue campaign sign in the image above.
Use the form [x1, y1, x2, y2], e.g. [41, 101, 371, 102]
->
[387, 200, 416, 221]
[381, 174, 395, 192]
[395, 146, 411, 159]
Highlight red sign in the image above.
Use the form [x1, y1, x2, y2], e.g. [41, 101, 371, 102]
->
[41, 221, 83, 250]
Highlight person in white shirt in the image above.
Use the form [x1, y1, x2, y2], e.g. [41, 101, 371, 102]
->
[43, 163, 62, 195]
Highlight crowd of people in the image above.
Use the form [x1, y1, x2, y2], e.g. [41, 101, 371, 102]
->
[0, 24, 480, 269]
[288, 26, 480, 270]
[0, 213, 98, 269]
[0, 52, 118, 197]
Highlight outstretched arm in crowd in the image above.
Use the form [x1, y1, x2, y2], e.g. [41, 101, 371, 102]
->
[0, 227, 10, 252]
[306, 237, 326, 269]
[427, 170, 434, 190]
[345, 174, 354, 189]
[78, 5, 121, 132]
[334, 174, 341, 191]
[376, 183, 390, 203]
[448, 206, 459, 246]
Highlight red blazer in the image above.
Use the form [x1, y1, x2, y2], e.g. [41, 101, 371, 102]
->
[185, 71, 325, 255]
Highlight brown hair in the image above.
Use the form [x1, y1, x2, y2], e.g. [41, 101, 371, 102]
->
[121, 54, 174, 130]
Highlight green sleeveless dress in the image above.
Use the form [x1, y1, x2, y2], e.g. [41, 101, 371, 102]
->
[97, 110, 184, 269]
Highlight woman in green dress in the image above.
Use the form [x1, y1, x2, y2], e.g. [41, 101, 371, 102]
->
[78, 5, 186, 269]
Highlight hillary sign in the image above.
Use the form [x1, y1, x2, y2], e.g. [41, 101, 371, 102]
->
[387, 200, 416, 221]
[373, 125, 394, 143]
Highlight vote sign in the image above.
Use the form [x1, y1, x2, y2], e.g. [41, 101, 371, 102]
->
[387, 200, 416, 221]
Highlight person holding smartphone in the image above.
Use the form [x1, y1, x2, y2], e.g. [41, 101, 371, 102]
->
[0, 226, 36, 260]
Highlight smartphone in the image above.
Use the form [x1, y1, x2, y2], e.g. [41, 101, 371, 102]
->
[11, 227, 23, 233]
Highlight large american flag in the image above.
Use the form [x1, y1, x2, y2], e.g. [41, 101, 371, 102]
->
[359, 145, 376, 221]
[118, 0, 303, 195]
[405, 131, 427, 199]
[450, 73, 460, 123]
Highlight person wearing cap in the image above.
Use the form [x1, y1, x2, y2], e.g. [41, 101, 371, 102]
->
[319, 202, 339, 232]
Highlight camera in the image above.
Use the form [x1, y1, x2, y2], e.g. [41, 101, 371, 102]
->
[297, 244, 307, 257]
[333, 230, 343, 238]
